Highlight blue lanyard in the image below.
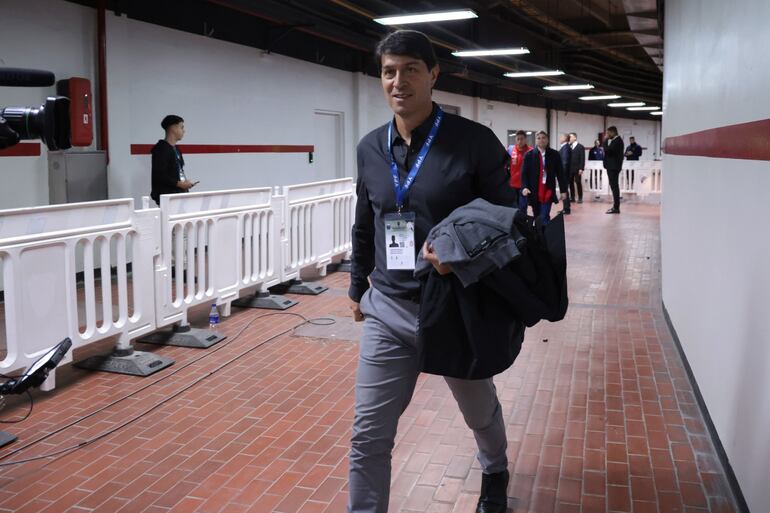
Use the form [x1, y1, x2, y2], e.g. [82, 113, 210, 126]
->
[387, 107, 443, 211]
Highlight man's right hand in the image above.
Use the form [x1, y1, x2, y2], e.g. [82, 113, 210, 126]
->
[522, 188, 531, 196]
[350, 299, 364, 322]
[177, 180, 195, 190]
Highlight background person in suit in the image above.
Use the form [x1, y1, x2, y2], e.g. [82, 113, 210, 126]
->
[558, 133, 572, 214]
[568, 132, 585, 204]
[602, 126, 624, 214]
[521, 131, 568, 225]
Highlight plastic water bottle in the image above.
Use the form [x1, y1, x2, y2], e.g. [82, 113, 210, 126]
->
[208, 304, 220, 329]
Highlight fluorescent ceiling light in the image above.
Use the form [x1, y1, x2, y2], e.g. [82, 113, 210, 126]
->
[454, 48, 530, 57]
[543, 84, 594, 91]
[504, 70, 564, 78]
[627, 106, 660, 111]
[607, 102, 646, 107]
[526, 131, 533, 134]
[374, 10, 477, 25]
[579, 95, 621, 101]
[650, 111, 663, 116]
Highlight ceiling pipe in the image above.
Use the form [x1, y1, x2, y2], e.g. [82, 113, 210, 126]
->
[506, 0, 660, 72]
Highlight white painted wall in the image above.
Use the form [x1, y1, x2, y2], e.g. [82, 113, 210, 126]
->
[0, 0, 98, 208]
[1, 0, 659, 211]
[661, 1, 770, 510]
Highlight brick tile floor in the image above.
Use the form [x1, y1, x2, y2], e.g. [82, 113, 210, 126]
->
[0, 201, 740, 512]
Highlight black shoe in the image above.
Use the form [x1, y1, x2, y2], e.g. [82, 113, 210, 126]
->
[577, 199, 583, 204]
[476, 470, 509, 513]
[606, 208, 620, 214]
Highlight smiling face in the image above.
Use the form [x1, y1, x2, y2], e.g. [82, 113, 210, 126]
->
[380, 53, 438, 119]
[536, 132, 549, 150]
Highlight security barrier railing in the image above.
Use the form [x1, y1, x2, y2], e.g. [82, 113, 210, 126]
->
[583, 160, 663, 201]
[0, 199, 159, 389]
[0, 179, 356, 387]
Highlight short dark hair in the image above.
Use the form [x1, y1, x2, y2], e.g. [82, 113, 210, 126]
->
[161, 115, 184, 130]
[375, 30, 438, 71]
[515, 130, 527, 137]
[536, 130, 548, 137]
[607, 125, 618, 135]
[569, 132, 577, 138]
[629, 136, 636, 140]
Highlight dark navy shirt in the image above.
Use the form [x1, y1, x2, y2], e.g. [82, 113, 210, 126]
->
[349, 103, 515, 303]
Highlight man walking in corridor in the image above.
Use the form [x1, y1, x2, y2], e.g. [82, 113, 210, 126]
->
[347, 30, 513, 513]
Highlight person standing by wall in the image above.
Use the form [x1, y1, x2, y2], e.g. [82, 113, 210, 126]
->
[347, 30, 514, 513]
[150, 114, 197, 206]
[521, 130, 568, 225]
[624, 136, 642, 160]
[508, 129, 532, 210]
[568, 132, 585, 204]
[558, 133, 572, 214]
[602, 126, 624, 214]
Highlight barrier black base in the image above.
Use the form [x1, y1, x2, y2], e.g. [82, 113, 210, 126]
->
[327, 260, 351, 273]
[0, 431, 17, 448]
[232, 291, 298, 310]
[76, 348, 175, 376]
[272, 280, 328, 296]
[137, 324, 226, 349]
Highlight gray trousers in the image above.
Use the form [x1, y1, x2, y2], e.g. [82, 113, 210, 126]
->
[348, 287, 508, 513]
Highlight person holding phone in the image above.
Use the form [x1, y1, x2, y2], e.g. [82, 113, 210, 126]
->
[150, 114, 197, 205]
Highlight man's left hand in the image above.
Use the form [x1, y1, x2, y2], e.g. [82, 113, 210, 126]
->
[422, 242, 452, 275]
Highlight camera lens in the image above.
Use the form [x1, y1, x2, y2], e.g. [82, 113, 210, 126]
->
[1, 96, 71, 150]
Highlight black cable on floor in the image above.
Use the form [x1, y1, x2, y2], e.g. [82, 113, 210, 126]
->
[0, 311, 336, 467]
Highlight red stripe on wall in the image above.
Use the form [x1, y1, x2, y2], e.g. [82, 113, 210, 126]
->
[0, 143, 41, 157]
[130, 144, 314, 155]
[664, 118, 770, 160]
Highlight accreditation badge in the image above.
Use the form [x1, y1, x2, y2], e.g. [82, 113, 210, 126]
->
[384, 212, 416, 270]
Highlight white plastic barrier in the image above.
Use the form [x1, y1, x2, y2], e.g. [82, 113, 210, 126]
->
[583, 161, 663, 202]
[0, 199, 160, 383]
[621, 161, 664, 201]
[280, 178, 354, 282]
[0, 180, 357, 388]
[584, 161, 608, 198]
[154, 187, 281, 327]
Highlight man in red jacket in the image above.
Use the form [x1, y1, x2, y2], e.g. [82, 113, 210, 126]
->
[508, 130, 531, 211]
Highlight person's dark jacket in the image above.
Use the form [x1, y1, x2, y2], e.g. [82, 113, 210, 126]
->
[625, 142, 642, 160]
[416, 200, 568, 380]
[588, 146, 604, 160]
[602, 136, 624, 170]
[521, 147, 568, 204]
[151, 139, 184, 204]
[569, 143, 586, 176]
[559, 143, 571, 176]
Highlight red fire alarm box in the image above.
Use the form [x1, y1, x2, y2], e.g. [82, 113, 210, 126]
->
[56, 77, 93, 146]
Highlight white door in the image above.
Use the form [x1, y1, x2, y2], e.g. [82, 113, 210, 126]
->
[313, 111, 344, 180]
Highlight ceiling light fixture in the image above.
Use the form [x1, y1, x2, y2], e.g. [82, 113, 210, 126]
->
[374, 10, 478, 25]
[627, 106, 661, 111]
[650, 111, 663, 116]
[579, 95, 622, 101]
[543, 84, 594, 91]
[504, 70, 564, 78]
[454, 48, 530, 57]
[607, 102, 646, 107]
